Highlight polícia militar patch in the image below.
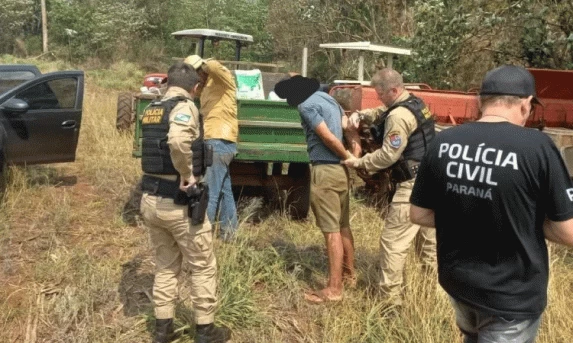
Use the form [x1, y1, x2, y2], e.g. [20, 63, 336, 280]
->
[142, 107, 164, 124]
[174, 113, 191, 123]
[389, 133, 402, 148]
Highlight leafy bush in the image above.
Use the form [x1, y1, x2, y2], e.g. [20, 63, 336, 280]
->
[0, 0, 35, 55]
[2, 0, 572, 90]
[49, 0, 152, 62]
[408, 0, 573, 89]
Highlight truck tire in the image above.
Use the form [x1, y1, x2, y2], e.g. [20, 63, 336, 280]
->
[285, 163, 310, 220]
[116, 92, 134, 131]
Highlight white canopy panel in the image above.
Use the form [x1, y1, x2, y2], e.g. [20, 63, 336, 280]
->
[171, 29, 253, 43]
[319, 42, 411, 56]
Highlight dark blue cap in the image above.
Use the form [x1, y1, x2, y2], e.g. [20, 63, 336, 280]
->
[480, 65, 543, 106]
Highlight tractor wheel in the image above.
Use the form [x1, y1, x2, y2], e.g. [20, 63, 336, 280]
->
[116, 92, 134, 131]
[284, 163, 310, 220]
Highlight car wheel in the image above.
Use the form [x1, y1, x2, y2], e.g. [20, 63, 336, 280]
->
[116, 92, 134, 131]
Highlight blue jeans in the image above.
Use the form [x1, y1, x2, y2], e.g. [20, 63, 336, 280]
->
[450, 297, 541, 343]
[204, 139, 238, 240]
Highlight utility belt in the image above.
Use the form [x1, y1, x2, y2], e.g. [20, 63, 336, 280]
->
[141, 175, 209, 225]
[389, 160, 420, 183]
[142, 175, 181, 199]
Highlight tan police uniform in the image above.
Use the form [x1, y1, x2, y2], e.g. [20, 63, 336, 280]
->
[140, 86, 218, 324]
[354, 90, 437, 305]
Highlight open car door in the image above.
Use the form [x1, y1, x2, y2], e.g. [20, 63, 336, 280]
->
[0, 70, 84, 165]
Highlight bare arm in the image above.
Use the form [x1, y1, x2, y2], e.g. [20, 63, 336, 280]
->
[410, 204, 436, 228]
[315, 121, 350, 160]
[543, 218, 573, 247]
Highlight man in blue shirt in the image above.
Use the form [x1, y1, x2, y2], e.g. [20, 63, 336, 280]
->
[275, 75, 355, 302]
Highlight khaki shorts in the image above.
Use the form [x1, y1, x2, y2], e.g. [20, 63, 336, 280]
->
[310, 164, 350, 232]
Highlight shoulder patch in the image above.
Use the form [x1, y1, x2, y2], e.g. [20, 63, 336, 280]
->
[388, 131, 402, 149]
[173, 113, 191, 123]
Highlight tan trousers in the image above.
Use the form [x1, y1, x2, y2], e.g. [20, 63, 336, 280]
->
[379, 180, 437, 305]
[141, 193, 217, 324]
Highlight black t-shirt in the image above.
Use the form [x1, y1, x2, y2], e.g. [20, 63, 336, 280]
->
[411, 122, 573, 319]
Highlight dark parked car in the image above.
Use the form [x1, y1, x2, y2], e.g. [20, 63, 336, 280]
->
[0, 65, 84, 171]
[0, 64, 42, 94]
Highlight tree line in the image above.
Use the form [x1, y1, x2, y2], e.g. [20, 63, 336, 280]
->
[2, 0, 572, 89]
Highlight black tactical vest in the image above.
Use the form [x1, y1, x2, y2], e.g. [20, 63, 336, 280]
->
[382, 94, 435, 162]
[368, 94, 435, 183]
[141, 96, 186, 175]
[398, 95, 435, 162]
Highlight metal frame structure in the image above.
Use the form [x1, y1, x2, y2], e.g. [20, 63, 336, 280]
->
[319, 41, 412, 83]
[172, 29, 253, 61]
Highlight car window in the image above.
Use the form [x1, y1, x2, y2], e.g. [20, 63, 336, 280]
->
[0, 70, 37, 94]
[15, 78, 78, 110]
[48, 78, 78, 108]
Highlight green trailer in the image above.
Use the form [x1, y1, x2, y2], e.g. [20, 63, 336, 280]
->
[229, 100, 310, 221]
[122, 29, 312, 219]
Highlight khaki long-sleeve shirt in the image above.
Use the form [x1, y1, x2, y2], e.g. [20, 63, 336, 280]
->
[355, 90, 418, 173]
[163, 87, 200, 181]
[198, 60, 239, 142]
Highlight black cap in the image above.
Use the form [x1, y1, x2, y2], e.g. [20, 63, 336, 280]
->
[480, 65, 543, 106]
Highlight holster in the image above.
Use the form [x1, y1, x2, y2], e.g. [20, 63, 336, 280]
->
[192, 142, 214, 176]
[203, 143, 213, 167]
[191, 112, 214, 177]
[187, 183, 209, 225]
[390, 160, 420, 183]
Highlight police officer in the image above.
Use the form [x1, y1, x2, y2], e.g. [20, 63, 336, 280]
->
[410, 65, 573, 342]
[139, 62, 230, 343]
[343, 68, 437, 307]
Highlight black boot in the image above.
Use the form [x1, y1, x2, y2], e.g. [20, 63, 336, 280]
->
[153, 318, 174, 343]
[195, 323, 231, 343]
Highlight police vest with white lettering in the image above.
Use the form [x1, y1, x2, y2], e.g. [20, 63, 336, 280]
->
[141, 96, 186, 175]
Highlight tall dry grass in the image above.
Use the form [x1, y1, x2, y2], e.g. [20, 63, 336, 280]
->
[1, 59, 572, 342]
